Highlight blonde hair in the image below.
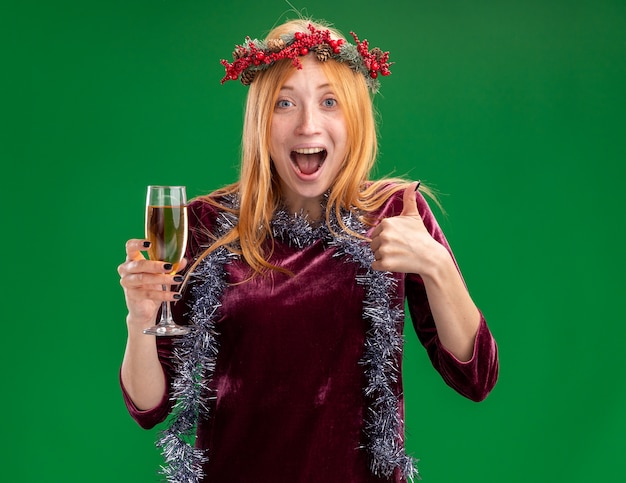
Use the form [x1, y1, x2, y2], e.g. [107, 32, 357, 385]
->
[189, 19, 427, 278]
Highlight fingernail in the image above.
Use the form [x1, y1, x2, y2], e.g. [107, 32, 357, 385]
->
[414, 180, 421, 191]
[173, 275, 184, 283]
[143, 241, 151, 248]
[173, 293, 182, 300]
[163, 263, 173, 271]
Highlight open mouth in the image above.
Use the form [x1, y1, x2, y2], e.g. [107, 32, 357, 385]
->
[290, 148, 327, 175]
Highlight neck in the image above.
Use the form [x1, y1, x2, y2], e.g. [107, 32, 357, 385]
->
[282, 196, 324, 222]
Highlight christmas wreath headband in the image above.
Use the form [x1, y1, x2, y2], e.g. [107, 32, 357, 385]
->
[220, 23, 392, 93]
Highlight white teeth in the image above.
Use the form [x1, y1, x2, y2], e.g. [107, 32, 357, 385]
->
[293, 147, 325, 155]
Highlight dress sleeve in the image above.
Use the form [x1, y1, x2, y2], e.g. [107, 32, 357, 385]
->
[405, 192, 499, 402]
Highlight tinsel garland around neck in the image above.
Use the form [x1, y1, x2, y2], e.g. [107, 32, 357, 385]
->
[156, 194, 418, 482]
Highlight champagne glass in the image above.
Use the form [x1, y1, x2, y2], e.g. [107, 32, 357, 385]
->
[143, 185, 190, 336]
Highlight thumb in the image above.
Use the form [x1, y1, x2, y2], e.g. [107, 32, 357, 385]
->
[400, 181, 421, 217]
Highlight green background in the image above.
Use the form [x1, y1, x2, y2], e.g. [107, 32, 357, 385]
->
[3, 0, 625, 481]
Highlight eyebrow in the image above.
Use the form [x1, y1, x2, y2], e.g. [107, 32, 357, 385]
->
[279, 83, 332, 91]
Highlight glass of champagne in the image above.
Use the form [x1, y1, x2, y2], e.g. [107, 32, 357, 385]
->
[143, 185, 190, 336]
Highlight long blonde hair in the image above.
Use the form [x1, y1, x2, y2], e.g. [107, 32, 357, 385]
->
[190, 19, 425, 277]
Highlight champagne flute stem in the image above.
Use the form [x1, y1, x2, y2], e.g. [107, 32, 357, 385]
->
[159, 285, 174, 327]
[143, 285, 188, 336]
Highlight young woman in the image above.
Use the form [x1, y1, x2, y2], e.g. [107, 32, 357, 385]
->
[118, 19, 498, 483]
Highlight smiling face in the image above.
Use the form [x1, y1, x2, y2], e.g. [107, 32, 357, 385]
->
[269, 56, 349, 218]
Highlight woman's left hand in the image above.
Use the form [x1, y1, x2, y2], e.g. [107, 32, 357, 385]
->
[370, 182, 446, 274]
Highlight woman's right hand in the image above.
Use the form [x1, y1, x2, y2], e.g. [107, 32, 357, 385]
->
[117, 239, 187, 332]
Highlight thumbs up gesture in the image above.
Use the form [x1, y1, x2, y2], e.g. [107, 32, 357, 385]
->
[370, 182, 444, 274]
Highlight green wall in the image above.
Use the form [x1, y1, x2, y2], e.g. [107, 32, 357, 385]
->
[3, 0, 625, 481]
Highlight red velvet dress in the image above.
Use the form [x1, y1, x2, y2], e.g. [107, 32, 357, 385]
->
[120, 189, 499, 482]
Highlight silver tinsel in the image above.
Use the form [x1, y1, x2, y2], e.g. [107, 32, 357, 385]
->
[156, 194, 418, 482]
[325, 211, 419, 482]
[155, 196, 240, 483]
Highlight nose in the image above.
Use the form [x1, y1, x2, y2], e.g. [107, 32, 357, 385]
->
[295, 104, 321, 135]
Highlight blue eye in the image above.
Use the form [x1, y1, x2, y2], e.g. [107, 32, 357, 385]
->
[276, 99, 293, 108]
[323, 98, 338, 108]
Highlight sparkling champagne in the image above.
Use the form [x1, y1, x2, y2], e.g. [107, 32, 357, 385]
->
[145, 205, 188, 272]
